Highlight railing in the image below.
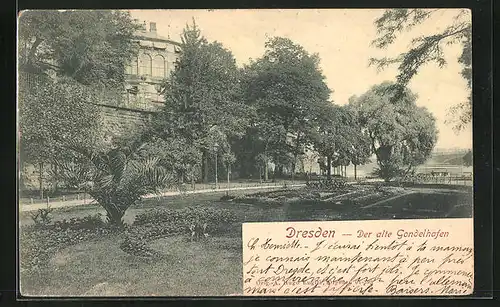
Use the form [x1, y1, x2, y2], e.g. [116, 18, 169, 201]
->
[159, 180, 306, 194]
[19, 180, 308, 206]
[402, 175, 473, 186]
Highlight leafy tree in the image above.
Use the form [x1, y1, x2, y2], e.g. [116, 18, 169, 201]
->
[303, 150, 319, 176]
[154, 20, 248, 183]
[58, 136, 174, 226]
[18, 76, 102, 198]
[315, 156, 326, 176]
[18, 10, 140, 87]
[349, 82, 438, 182]
[312, 104, 358, 179]
[370, 9, 471, 131]
[18, 10, 141, 196]
[241, 37, 331, 178]
[137, 136, 202, 186]
[345, 99, 372, 180]
[462, 149, 472, 167]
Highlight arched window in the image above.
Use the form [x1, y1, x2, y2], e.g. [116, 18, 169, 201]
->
[126, 57, 138, 75]
[152, 55, 165, 78]
[139, 54, 152, 76]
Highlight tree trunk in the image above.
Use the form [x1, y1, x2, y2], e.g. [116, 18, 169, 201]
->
[39, 162, 44, 199]
[354, 164, 357, 180]
[276, 164, 283, 178]
[227, 164, 230, 189]
[292, 133, 301, 183]
[264, 160, 269, 181]
[327, 156, 332, 179]
[103, 203, 126, 227]
[53, 163, 59, 192]
[203, 152, 209, 183]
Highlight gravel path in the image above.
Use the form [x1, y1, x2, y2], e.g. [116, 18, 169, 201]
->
[19, 184, 306, 212]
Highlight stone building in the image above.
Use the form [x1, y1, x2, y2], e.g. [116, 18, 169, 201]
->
[123, 21, 181, 111]
[100, 21, 182, 138]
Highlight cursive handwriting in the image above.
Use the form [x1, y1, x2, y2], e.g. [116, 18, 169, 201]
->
[243, 219, 473, 296]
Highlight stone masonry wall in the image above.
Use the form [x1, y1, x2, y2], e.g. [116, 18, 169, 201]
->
[100, 104, 155, 140]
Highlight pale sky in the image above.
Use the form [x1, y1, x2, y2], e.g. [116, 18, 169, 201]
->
[130, 9, 472, 150]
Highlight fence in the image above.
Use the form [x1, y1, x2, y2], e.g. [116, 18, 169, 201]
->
[20, 192, 93, 206]
[160, 180, 306, 193]
[402, 175, 473, 186]
[19, 180, 307, 206]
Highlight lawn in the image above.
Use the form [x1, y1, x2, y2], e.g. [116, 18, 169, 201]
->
[21, 234, 242, 296]
[19, 184, 473, 297]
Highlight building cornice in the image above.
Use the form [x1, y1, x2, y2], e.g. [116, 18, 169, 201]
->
[133, 31, 182, 46]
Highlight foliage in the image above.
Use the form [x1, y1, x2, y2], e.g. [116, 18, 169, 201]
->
[120, 206, 238, 257]
[133, 206, 237, 232]
[311, 104, 362, 178]
[137, 136, 202, 184]
[19, 76, 103, 166]
[18, 74, 104, 197]
[240, 37, 332, 176]
[51, 214, 108, 230]
[462, 149, 472, 167]
[345, 99, 373, 168]
[370, 9, 472, 131]
[18, 10, 140, 194]
[349, 82, 438, 181]
[306, 177, 348, 191]
[57, 137, 175, 226]
[18, 10, 140, 87]
[20, 214, 118, 274]
[29, 204, 53, 225]
[153, 20, 249, 183]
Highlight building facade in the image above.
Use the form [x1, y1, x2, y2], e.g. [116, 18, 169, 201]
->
[99, 21, 182, 139]
[122, 21, 181, 112]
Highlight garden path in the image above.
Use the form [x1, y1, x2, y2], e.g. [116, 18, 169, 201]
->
[19, 184, 306, 212]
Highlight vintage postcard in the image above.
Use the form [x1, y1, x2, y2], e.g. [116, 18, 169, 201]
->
[17, 9, 473, 297]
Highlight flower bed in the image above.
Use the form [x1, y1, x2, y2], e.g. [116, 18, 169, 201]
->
[231, 188, 323, 208]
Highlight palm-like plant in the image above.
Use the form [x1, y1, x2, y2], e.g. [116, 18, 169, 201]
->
[59, 139, 174, 226]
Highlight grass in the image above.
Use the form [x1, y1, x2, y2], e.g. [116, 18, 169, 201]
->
[21, 234, 242, 296]
[19, 184, 473, 296]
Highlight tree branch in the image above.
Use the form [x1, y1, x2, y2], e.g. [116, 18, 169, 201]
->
[25, 37, 44, 67]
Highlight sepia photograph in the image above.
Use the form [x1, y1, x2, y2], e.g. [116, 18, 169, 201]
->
[18, 8, 473, 297]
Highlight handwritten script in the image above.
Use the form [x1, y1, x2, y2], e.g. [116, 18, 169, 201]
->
[242, 218, 473, 296]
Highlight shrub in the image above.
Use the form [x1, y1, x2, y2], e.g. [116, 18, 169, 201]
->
[119, 235, 161, 258]
[50, 214, 107, 230]
[133, 206, 237, 234]
[30, 205, 53, 225]
[220, 194, 236, 201]
[57, 139, 175, 227]
[306, 178, 347, 191]
[119, 206, 238, 257]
